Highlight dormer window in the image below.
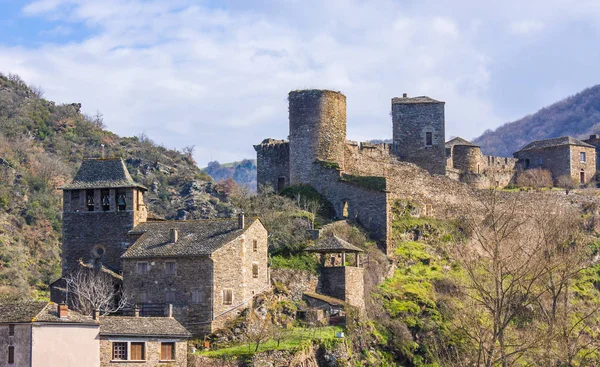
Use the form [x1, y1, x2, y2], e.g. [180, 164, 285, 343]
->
[101, 189, 110, 211]
[86, 190, 95, 211]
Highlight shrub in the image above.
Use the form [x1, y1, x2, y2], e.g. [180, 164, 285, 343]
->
[515, 168, 553, 189]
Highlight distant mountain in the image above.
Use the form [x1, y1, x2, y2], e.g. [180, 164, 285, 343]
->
[203, 160, 257, 191]
[474, 85, 600, 157]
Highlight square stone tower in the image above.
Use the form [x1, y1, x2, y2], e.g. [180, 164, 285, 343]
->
[392, 94, 446, 175]
[59, 158, 147, 274]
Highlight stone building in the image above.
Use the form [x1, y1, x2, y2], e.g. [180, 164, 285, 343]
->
[52, 158, 270, 337]
[121, 214, 269, 335]
[514, 136, 597, 184]
[99, 313, 190, 366]
[0, 301, 100, 367]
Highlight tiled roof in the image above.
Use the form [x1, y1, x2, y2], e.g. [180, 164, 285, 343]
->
[445, 137, 478, 148]
[305, 236, 364, 253]
[60, 158, 147, 190]
[392, 96, 443, 104]
[0, 301, 97, 325]
[304, 292, 345, 306]
[516, 136, 595, 152]
[122, 218, 259, 258]
[99, 316, 191, 337]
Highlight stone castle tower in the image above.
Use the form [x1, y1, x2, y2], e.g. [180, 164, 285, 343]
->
[391, 94, 446, 175]
[288, 90, 347, 185]
[60, 158, 147, 273]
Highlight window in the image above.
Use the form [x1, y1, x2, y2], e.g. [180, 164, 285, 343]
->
[581, 152, 587, 162]
[130, 342, 145, 360]
[525, 159, 530, 168]
[161, 342, 175, 361]
[71, 190, 80, 205]
[223, 288, 233, 305]
[136, 262, 148, 275]
[101, 189, 110, 211]
[191, 289, 202, 304]
[277, 176, 286, 192]
[252, 262, 259, 279]
[165, 262, 176, 275]
[425, 132, 433, 146]
[8, 346, 14, 364]
[112, 342, 128, 360]
[86, 189, 95, 211]
[116, 190, 127, 211]
[138, 291, 148, 303]
[253, 240, 258, 252]
[165, 291, 176, 303]
[8, 324, 14, 336]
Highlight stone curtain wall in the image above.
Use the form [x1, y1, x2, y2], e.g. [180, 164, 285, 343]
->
[121, 257, 213, 335]
[392, 100, 446, 175]
[253, 139, 289, 193]
[288, 90, 347, 185]
[344, 142, 393, 177]
[99, 338, 187, 367]
[451, 145, 517, 188]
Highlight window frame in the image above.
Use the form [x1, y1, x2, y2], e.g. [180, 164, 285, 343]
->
[581, 151, 587, 163]
[165, 261, 177, 275]
[160, 342, 176, 361]
[252, 262, 259, 279]
[223, 288, 233, 306]
[112, 342, 128, 361]
[425, 131, 433, 146]
[253, 240, 258, 252]
[136, 261, 149, 275]
[191, 289, 202, 304]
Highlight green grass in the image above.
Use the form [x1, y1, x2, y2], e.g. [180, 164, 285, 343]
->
[270, 253, 320, 273]
[197, 326, 344, 358]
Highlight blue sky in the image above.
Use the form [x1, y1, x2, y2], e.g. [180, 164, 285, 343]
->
[2, 0, 600, 166]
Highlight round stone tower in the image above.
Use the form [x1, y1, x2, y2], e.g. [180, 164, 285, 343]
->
[453, 145, 483, 173]
[288, 90, 347, 185]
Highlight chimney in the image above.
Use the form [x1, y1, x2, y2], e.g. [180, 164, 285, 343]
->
[58, 303, 69, 319]
[134, 308, 140, 318]
[169, 228, 178, 244]
[403, 93, 408, 98]
[238, 212, 245, 229]
[93, 309, 100, 321]
[168, 304, 173, 319]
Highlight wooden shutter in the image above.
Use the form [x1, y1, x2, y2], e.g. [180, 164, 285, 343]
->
[161, 342, 174, 360]
[130, 342, 145, 360]
[223, 289, 233, 305]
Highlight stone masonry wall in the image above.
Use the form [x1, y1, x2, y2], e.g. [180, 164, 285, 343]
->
[569, 145, 597, 183]
[253, 139, 289, 193]
[288, 90, 347, 185]
[451, 145, 517, 188]
[512, 145, 596, 183]
[392, 99, 446, 175]
[0, 324, 31, 367]
[344, 266, 365, 311]
[99, 338, 187, 367]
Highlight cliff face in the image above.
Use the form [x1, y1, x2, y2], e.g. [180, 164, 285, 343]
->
[474, 84, 600, 157]
[0, 73, 233, 298]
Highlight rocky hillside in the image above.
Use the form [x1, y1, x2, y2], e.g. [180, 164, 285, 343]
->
[203, 159, 257, 191]
[474, 84, 600, 156]
[0, 73, 234, 298]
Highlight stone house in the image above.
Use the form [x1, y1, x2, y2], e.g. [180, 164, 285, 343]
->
[99, 314, 190, 367]
[514, 136, 597, 184]
[121, 214, 269, 335]
[0, 301, 100, 367]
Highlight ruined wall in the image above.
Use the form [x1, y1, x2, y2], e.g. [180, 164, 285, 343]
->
[392, 98, 446, 175]
[253, 139, 289, 193]
[288, 90, 347, 185]
[62, 187, 147, 273]
[0, 324, 31, 367]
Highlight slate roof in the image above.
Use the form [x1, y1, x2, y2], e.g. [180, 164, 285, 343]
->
[305, 236, 364, 253]
[445, 137, 478, 148]
[60, 158, 147, 190]
[516, 136, 595, 152]
[99, 316, 191, 337]
[392, 96, 443, 104]
[122, 217, 259, 258]
[0, 301, 97, 325]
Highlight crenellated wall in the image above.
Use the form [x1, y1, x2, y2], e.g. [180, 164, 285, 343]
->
[253, 139, 290, 193]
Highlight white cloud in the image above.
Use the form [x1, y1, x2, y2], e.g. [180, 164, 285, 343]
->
[3, 0, 600, 165]
[509, 20, 544, 35]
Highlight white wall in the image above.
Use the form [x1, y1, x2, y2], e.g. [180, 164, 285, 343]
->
[31, 324, 99, 367]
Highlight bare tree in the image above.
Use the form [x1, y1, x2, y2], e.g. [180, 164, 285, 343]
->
[182, 145, 195, 164]
[244, 307, 273, 352]
[65, 267, 129, 316]
[515, 168, 553, 189]
[556, 175, 576, 194]
[295, 194, 321, 229]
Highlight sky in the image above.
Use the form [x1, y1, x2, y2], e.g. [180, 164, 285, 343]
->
[2, 0, 600, 166]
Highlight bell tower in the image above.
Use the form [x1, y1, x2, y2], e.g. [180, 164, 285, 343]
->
[60, 158, 147, 274]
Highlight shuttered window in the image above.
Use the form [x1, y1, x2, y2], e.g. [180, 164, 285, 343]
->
[161, 342, 175, 360]
[252, 263, 259, 278]
[112, 342, 127, 360]
[8, 346, 14, 363]
[253, 240, 258, 252]
[136, 262, 148, 275]
[165, 262, 176, 275]
[223, 288, 233, 305]
[191, 289, 202, 304]
[130, 342, 145, 360]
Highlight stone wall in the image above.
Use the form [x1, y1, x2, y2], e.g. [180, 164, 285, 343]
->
[391, 98, 446, 175]
[270, 269, 318, 302]
[288, 90, 347, 185]
[99, 338, 187, 366]
[569, 145, 597, 183]
[253, 139, 289, 193]
[319, 266, 364, 310]
[0, 323, 31, 367]
[449, 145, 517, 188]
[344, 141, 392, 177]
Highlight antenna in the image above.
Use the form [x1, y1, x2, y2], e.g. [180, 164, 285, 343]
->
[101, 144, 105, 158]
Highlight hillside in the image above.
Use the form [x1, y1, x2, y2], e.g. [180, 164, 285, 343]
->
[474, 85, 600, 157]
[0, 73, 234, 298]
[203, 159, 257, 190]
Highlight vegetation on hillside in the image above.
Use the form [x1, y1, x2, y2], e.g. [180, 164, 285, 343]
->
[203, 160, 257, 190]
[474, 84, 600, 156]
